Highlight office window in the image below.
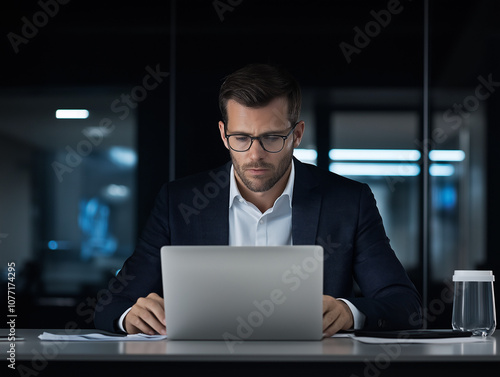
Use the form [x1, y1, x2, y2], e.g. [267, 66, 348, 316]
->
[0, 91, 137, 325]
[329, 110, 421, 273]
[429, 106, 486, 282]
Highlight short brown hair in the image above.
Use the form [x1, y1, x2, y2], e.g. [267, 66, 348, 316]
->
[219, 64, 301, 126]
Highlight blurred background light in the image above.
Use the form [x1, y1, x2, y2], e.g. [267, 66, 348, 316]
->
[329, 149, 421, 161]
[55, 109, 89, 119]
[429, 150, 466, 162]
[429, 164, 455, 177]
[102, 184, 130, 201]
[294, 148, 318, 165]
[109, 146, 137, 167]
[329, 162, 421, 176]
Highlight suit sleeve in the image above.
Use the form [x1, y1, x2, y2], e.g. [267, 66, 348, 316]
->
[93, 183, 171, 333]
[348, 184, 423, 330]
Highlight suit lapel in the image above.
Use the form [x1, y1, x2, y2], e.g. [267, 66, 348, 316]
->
[292, 158, 322, 245]
[198, 162, 231, 245]
[202, 159, 322, 245]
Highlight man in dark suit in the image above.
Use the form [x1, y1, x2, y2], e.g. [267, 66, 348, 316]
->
[94, 63, 422, 335]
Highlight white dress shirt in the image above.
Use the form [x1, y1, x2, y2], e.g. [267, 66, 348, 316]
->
[228, 163, 294, 246]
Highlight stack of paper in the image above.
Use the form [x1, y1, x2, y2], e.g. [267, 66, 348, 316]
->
[38, 332, 167, 341]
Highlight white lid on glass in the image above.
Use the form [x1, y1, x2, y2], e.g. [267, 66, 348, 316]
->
[453, 270, 495, 282]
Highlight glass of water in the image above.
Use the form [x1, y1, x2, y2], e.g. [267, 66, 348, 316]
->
[452, 270, 496, 336]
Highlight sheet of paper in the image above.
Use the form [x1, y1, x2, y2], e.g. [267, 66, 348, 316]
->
[38, 332, 167, 341]
[330, 333, 353, 338]
[348, 334, 488, 344]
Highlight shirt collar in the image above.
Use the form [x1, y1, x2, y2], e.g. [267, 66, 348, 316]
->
[229, 160, 295, 208]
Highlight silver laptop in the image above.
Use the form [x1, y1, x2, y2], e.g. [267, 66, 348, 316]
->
[160, 245, 324, 341]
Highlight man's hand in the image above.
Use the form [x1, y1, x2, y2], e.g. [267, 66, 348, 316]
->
[124, 293, 166, 335]
[322, 295, 354, 337]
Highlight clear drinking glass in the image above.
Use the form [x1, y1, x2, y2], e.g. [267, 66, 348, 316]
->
[452, 270, 496, 336]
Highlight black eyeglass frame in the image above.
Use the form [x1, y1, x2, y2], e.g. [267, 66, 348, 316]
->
[223, 121, 298, 153]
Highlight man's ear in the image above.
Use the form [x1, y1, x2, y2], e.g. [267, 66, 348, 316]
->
[219, 121, 229, 149]
[293, 121, 305, 148]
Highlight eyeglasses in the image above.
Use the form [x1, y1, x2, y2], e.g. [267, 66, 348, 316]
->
[224, 122, 298, 153]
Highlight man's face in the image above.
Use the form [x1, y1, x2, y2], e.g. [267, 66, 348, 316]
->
[218, 97, 304, 194]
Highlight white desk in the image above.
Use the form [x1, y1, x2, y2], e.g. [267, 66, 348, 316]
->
[3, 329, 499, 376]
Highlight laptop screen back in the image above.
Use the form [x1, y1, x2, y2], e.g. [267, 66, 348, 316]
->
[160, 245, 324, 341]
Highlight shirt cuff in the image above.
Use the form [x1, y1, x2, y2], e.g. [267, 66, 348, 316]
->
[118, 307, 133, 333]
[337, 298, 366, 330]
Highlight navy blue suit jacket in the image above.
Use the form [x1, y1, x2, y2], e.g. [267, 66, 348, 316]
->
[94, 158, 422, 333]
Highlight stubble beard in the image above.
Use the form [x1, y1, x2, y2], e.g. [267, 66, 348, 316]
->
[230, 150, 293, 193]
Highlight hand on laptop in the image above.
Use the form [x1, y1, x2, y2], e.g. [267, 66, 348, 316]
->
[322, 295, 354, 337]
[124, 292, 167, 335]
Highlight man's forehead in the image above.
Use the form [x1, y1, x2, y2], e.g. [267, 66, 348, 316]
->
[226, 98, 289, 124]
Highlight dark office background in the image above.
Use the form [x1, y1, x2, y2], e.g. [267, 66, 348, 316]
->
[0, 0, 499, 330]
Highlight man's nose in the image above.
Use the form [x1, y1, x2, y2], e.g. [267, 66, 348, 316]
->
[248, 138, 267, 159]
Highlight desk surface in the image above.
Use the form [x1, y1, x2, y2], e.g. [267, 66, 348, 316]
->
[3, 329, 500, 363]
